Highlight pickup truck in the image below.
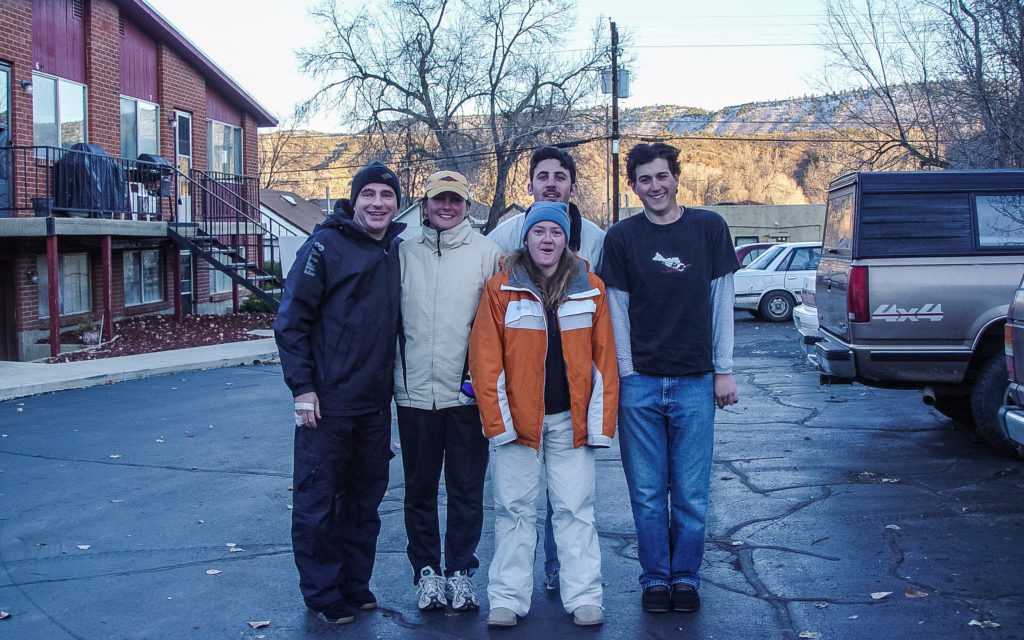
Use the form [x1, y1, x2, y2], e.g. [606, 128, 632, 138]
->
[814, 170, 1024, 456]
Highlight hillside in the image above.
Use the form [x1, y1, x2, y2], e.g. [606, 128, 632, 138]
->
[259, 92, 908, 216]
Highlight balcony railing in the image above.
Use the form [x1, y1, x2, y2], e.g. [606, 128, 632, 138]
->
[0, 145, 174, 220]
[0, 144, 287, 308]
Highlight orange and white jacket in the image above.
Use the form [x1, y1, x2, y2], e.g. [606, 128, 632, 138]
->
[468, 260, 618, 450]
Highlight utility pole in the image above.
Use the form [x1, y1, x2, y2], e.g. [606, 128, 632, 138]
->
[610, 21, 620, 224]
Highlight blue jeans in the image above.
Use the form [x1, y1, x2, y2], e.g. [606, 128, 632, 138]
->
[618, 373, 715, 589]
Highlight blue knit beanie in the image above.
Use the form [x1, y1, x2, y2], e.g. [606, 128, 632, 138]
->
[521, 201, 570, 244]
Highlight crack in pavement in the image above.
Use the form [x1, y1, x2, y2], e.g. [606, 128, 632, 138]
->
[0, 546, 292, 588]
[0, 450, 290, 478]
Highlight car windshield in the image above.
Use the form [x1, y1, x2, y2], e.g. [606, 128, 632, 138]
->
[745, 244, 785, 270]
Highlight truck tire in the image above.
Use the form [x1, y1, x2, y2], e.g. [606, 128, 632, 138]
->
[759, 291, 795, 322]
[971, 354, 1019, 457]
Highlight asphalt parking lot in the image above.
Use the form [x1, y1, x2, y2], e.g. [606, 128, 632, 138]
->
[1, 313, 1022, 639]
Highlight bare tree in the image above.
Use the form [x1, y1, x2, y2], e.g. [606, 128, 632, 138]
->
[259, 110, 313, 190]
[820, 0, 949, 168]
[298, 0, 609, 222]
[820, 0, 1024, 169]
[936, 0, 1024, 167]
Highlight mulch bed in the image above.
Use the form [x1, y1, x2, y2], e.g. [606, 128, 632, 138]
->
[42, 313, 276, 363]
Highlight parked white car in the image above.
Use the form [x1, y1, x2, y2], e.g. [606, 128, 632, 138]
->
[733, 241, 822, 322]
[791, 273, 821, 365]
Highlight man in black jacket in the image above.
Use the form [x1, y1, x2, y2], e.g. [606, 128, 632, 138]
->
[274, 162, 405, 625]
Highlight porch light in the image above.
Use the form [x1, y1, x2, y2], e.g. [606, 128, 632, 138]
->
[20, 79, 33, 94]
[26, 269, 38, 283]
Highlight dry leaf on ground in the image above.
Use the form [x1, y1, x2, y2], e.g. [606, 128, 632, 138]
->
[969, 620, 1000, 628]
[247, 620, 270, 629]
[905, 587, 928, 598]
[870, 591, 892, 600]
[206, 569, 222, 575]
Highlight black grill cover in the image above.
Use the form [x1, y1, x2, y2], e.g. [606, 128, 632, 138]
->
[53, 143, 126, 213]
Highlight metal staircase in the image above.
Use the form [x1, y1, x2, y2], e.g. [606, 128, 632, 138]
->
[166, 169, 288, 311]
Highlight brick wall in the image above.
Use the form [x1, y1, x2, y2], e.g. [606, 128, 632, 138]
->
[242, 112, 258, 179]
[158, 44, 206, 171]
[84, 0, 120, 153]
[1, 0, 35, 214]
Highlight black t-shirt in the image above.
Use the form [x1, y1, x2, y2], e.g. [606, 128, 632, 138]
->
[600, 207, 739, 376]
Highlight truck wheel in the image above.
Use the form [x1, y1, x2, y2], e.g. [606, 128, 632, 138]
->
[971, 354, 1020, 458]
[759, 291, 795, 322]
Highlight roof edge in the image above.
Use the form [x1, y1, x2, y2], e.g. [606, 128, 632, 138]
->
[122, 0, 278, 127]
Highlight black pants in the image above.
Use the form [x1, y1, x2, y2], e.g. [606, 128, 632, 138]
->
[397, 404, 488, 582]
[291, 409, 393, 608]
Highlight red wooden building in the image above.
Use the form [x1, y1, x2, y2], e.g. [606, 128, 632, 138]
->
[0, 0, 285, 361]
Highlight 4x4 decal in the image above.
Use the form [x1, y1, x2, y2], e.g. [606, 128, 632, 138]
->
[872, 304, 944, 322]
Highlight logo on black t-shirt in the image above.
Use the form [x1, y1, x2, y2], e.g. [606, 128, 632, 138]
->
[652, 252, 690, 273]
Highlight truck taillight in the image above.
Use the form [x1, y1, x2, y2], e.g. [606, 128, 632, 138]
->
[1007, 323, 1015, 380]
[847, 266, 870, 323]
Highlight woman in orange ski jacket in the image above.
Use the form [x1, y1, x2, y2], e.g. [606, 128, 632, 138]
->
[468, 201, 617, 628]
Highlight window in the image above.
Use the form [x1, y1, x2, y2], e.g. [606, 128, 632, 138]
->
[823, 192, 854, 257]
[33, 73, 86, 149]
[211, 245, 242, 294]
[976, 194, 1024, 248]
[124, 249, 163, 305]
[37, 253, 91, 318]
[746, 244, 785, 271]
[120, 97, 159, 159]
[206, 119, 242, 174]
[784, 247, 821, 271]
[734, 236, 759, 246]
[210, 267, 234, 294]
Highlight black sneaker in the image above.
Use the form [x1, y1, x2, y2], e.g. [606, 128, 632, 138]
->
[310, 600, 355, 624]
[671, 583, 700, 613]
[641, 585, 670, 613]
[344, 589, 377, 610]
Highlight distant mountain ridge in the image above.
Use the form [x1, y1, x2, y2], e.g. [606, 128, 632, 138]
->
[621, 91, 890, 137]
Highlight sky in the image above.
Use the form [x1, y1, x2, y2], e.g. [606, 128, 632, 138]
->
[143, 0, 829, 131]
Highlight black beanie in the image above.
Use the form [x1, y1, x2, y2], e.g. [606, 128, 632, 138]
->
[350, 162, 401, 204]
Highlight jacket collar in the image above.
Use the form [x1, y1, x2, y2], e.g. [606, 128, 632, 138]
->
[505, 256, 595, 300]
[420, 217, 474, 252]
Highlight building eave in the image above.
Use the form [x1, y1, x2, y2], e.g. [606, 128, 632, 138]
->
[119, 0, 278, 128]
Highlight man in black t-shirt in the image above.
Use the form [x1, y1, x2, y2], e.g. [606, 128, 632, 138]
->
[600, 143, 740, 615]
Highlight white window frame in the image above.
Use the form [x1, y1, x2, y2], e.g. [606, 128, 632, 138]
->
[37, 253, 92, 318]
[210, 268, 234, 294]
[206, 118, 242, 174]
[123, 249, 163, 306]
[32, 72, 87, 149]
[120, 96, 159, 159]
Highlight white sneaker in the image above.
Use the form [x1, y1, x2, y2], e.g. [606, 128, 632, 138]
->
[573, 604, 603, 626]
[487, 606, 517, 627]
[416, 566, 447, 611]
[444, 570, 479, 611]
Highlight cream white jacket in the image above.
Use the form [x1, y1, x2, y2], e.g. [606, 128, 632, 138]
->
[394, 217, 502, 409]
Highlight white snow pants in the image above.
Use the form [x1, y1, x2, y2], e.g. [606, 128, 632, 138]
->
[487, 410, 603, 615]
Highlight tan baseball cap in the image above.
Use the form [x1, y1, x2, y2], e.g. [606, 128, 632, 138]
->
[424, 171, 470, 201]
